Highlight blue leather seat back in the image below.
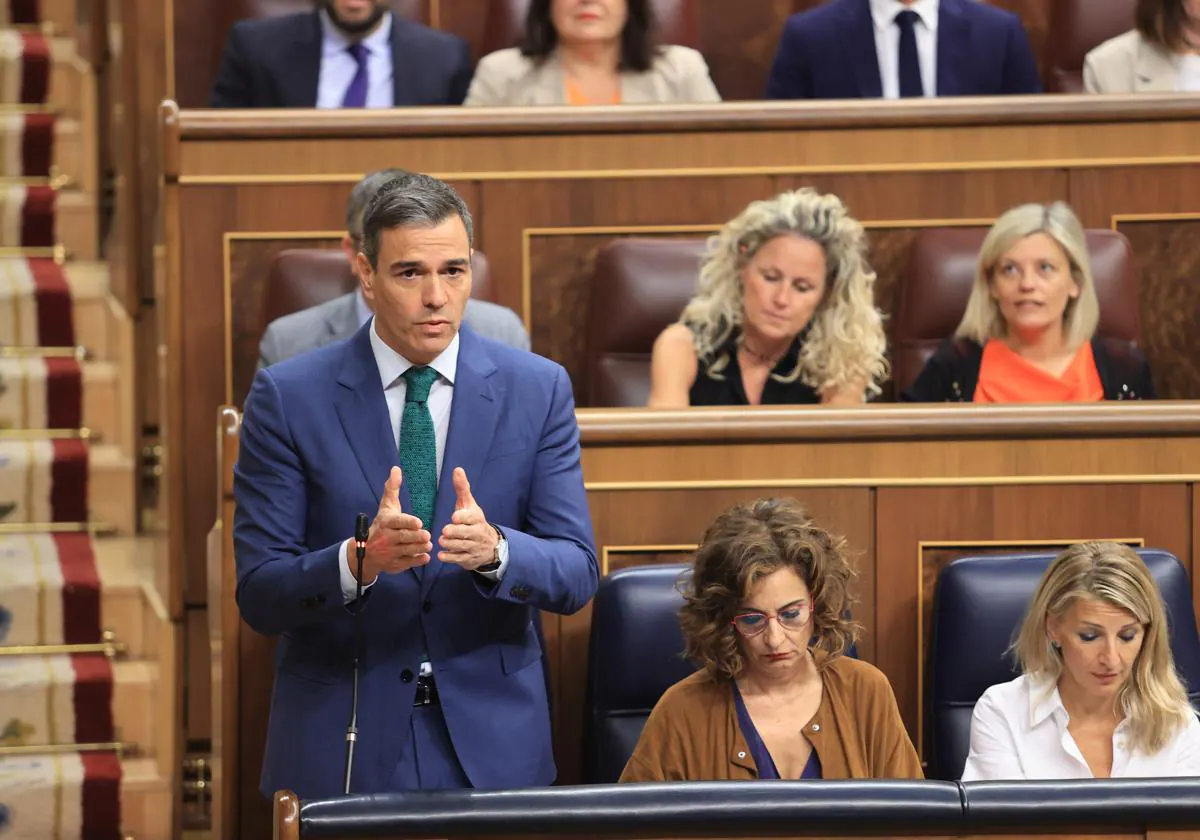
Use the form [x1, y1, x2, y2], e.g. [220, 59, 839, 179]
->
[927, 549, 1200, 781]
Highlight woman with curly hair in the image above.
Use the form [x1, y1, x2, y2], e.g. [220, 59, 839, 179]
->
[647, 188, 888, 407]
[619, 498, 921, 782]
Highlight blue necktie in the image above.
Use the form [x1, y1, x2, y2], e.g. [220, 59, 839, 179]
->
[399, 366, 438, 531]
[341, 42, 369, 108]
[896, 10, 924, 98]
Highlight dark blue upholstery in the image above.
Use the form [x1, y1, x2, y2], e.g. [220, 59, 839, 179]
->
[584, 564, 696, 784]
[583, 563, 860, 783]
[927, 548, 1200, 781]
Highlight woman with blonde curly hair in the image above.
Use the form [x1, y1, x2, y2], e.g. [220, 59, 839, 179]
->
[962, 542, 1200, 780]
[648, 189, 888, 407]
[620, 498, 921, 782]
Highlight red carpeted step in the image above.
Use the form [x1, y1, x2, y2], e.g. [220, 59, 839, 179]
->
[0, 533, 99, 647]
[0, 112, 52, 177]
[0, 30, 49, 105]
[0, 185, 54, 249]
[0, 751, 122, 840]
[0, 653, 115, 746]
[0, 438, 90, 523]
[0, 257, 77, 347]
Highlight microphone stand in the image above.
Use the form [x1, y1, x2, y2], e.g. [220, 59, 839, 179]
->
[343, 513, 369, 795]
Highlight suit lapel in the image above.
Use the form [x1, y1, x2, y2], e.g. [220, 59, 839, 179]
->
[335, 324, 413, 514]
[284, 12, 322, 107]
[1135, 39, 1178, 92]
[421, 328, 501, 597]
[935, 0, 970, 97]
[847, 0, 883, 99]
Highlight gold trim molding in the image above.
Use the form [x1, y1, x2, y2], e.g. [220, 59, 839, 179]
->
[600, 543, 696, 576]
[585, 476, 1200, 491]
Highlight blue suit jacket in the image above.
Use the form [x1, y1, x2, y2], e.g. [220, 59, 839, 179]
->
[209, 11, 472, 108]
[232, 324, 598, 798]
[765, 0, 1042, 99]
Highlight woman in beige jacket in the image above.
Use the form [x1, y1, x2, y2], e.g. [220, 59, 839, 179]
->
[1084, 0, 1200, 93]
[464, 0, 720, 106]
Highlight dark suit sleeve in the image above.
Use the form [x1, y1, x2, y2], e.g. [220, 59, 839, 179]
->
[475, 365, 599, 615]
[233, 368, 348, 635]
[900, 340, 957, 402]
[447, 36, 474, 105]
[1134, 347, 1157, 399]
[210, 23, 257, 108]
[765, 18, 812, 99]
[1000, 16, 1042, 94]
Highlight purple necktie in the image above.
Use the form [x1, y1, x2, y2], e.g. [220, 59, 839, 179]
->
[896, 10, 924, 98]
[341, 42, 369, 108]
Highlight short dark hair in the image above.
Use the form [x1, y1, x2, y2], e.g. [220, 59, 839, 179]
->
[678, 498, 860, 681]
[346, 168, 413, 244]
[519, 0, 659, 72]
[1136, 0, 1192, 51]
[360, 173, 474, 270]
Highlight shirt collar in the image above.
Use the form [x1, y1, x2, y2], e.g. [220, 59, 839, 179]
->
[368, 318, 459, 391]
[319, 8, 393, 58]
[869, 0, 939, 33]
[1027, 675, 1131, 732]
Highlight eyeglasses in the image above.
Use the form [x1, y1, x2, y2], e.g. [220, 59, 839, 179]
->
[730, 601, 812, 638]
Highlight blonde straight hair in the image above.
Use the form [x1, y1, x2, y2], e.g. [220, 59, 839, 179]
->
[955, 202, 1100, 347]
[1013, 542, 1193, 755]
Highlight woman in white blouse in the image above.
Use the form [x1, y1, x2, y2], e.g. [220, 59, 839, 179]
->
[962, 542, 1200, 780]
[1084, 0, 1200, 93]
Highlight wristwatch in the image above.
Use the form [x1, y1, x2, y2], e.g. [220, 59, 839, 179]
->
[476, 523, 505, 573]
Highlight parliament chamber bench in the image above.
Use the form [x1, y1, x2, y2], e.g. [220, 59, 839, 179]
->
[272, 779, 1200, 840]
[208, 402, 1200, 840]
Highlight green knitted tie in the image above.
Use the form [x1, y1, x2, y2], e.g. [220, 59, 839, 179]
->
[400, 366, 439, 530]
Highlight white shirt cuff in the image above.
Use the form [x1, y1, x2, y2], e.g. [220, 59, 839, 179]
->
[475, 530, 510, 582]
[340, 538, 376, 603]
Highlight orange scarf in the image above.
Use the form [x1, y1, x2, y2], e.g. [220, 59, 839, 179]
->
[564, 77, 621, 105]
[974, 340, 1104, 403]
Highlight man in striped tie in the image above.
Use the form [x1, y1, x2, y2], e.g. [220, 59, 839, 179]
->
[233, 172, 598, 797]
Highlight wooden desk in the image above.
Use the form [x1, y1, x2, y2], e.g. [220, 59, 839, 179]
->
[163, 96, 1200, 611]
[210, 403, 1200, 840]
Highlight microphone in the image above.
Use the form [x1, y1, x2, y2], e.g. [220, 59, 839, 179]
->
[343, 512, 370, 795]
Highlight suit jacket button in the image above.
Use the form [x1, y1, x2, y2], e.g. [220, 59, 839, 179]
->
[401, 669, 414, 683]
[422, 600, 433, 613]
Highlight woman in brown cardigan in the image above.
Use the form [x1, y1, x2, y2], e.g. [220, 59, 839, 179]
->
[620, 498, 922, 782]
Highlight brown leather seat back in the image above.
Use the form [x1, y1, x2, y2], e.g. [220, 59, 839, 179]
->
[891, 227, 1141, 395]
[1044, 0, 1136, 93]
[480, 0, 700, 57]
[242, 0, 427, 20]
[586, 237, 707, 407]
[260, 248, 495, 334]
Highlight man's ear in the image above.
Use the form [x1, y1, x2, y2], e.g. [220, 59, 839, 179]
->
[355, 252, 374, 301]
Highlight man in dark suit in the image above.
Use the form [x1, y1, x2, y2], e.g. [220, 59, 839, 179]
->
[233, 172, 597, 796]
[765, 0, 1042, 100]
[210, 0, 472, 108]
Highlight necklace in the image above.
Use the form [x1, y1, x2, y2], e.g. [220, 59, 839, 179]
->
[738, 336, 787, 367]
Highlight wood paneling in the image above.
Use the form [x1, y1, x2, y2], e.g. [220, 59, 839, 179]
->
[1115, 220, 1200, 402]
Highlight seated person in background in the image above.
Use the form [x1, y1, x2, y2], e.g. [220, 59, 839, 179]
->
[1085, 0, 1200, 93]
[902, 202, 1155, 403]
[620, 498, 922, 782]
[259, 168, 529, 367]
[765, 0, 1041, 100]
[210, 0, 472, 108]
[962, 542, 1200, 780]
[464, 0, 720, 106]
[648, 189, 888, 407]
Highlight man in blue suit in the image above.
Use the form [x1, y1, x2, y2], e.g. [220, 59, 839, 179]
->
[765, 0, 1042, 100]
[233, 173, 598, 797]
[210, 0, 472, 108]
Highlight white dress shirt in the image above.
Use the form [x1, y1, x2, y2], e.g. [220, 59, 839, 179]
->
[869, 0, 939, 98]
[338, 319, 509, 606]
[316, 9, 395, 109]
[961, 674, 1200, 780]
[1179, 54, 1200, 93]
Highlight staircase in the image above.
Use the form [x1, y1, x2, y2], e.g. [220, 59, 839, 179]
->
[0, 2, 173, 838]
